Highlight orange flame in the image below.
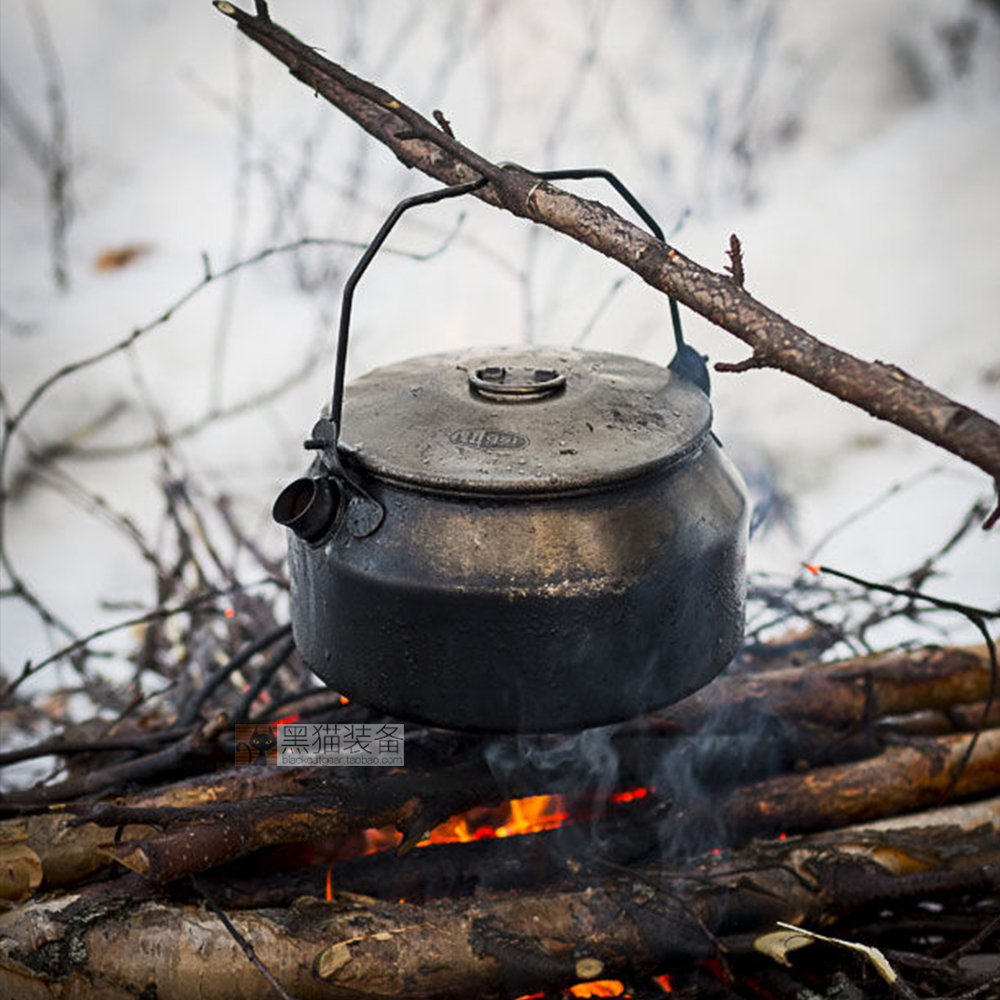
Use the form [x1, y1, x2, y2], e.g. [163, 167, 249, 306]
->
[348, 792, 572, 859]
[418, 793, 569, 846]
[339, 695, 350, 705]
[569, 982, 626, 998]
[653, 973, 674, 993]
[805, 563, 822, 576]
[324, 867, 332, 901]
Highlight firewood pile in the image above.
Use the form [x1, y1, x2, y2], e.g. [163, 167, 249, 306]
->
[0, 474, 995, 1000]
[1, 602, 998, 998]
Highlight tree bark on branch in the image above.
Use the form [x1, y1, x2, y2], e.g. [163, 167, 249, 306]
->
[212, 0, 1000, 523]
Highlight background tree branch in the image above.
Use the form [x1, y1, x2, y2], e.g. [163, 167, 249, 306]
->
[213, 0, 1000, 524]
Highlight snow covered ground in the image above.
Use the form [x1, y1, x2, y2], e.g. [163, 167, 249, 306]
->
[1, 0, 998, 710]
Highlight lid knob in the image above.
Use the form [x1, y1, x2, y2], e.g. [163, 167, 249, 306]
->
[468, 366, 567, 402]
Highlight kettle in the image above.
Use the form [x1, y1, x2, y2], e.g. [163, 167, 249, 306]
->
[273, 169, 748, 732]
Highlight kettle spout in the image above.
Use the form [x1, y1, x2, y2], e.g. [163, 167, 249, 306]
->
[273, 477, 342, 542]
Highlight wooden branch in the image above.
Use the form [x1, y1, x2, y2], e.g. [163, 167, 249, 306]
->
[0, 766, 316, 899]
[212, 2, 1000, 513]
[2, 799, 996, 999]
[82, 760, 510, 883]
[0, 715, 232, 810]
[710, 727, 1000, 842]
[660, 643, 994, 732]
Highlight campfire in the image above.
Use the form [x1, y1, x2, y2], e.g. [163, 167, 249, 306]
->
[1, 576, 997, 998]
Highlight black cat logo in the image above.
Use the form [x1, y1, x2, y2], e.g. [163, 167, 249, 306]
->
[234, 724, 277, 765]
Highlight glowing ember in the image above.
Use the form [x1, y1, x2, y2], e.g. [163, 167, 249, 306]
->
[653, 973, 674, 993]
[324, 867, 332, 901]
[339, 695, 350, 705]
[702, 958, 728, 984]
[609, 786, 649, 804]
[568, 981, 626, 998]
[805, 563, 822, 575]
[272, 715, 300, 726]
[359, 827, 403, 855]
[513, 995, 546, 1000]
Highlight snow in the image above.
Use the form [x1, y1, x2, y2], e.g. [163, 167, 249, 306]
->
[1, 0, 998, 714]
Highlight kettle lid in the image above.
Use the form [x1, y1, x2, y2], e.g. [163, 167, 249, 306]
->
[340, 346, 711, 495]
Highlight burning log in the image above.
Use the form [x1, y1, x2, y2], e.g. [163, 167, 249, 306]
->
[0, 642, 991, 894]
[201, 793, 671, 908]
[1, 798, 996, 1000]
[34, 725, 993, 890]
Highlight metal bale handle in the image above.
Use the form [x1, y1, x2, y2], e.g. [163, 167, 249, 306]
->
[329, 166, 702, 435]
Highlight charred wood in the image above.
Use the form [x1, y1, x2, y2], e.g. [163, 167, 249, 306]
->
[202, 795, 671, 908]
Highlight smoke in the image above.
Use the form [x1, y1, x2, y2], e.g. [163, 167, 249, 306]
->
[641, 698, 801, 860]
[484, 724, 621, 806]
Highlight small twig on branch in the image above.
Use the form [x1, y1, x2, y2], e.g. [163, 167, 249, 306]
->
[725, 232, 744, 287]
[231, 635, 297, 720]
[0, 1, 73, 291]
[714, 354, 766, 374]
[0, 728, 185, 769]
[433, 109, 454, 137]
[210, 1, 1000, 519]
[0, 715, 231, 810]
[178, 622, 292, 727]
